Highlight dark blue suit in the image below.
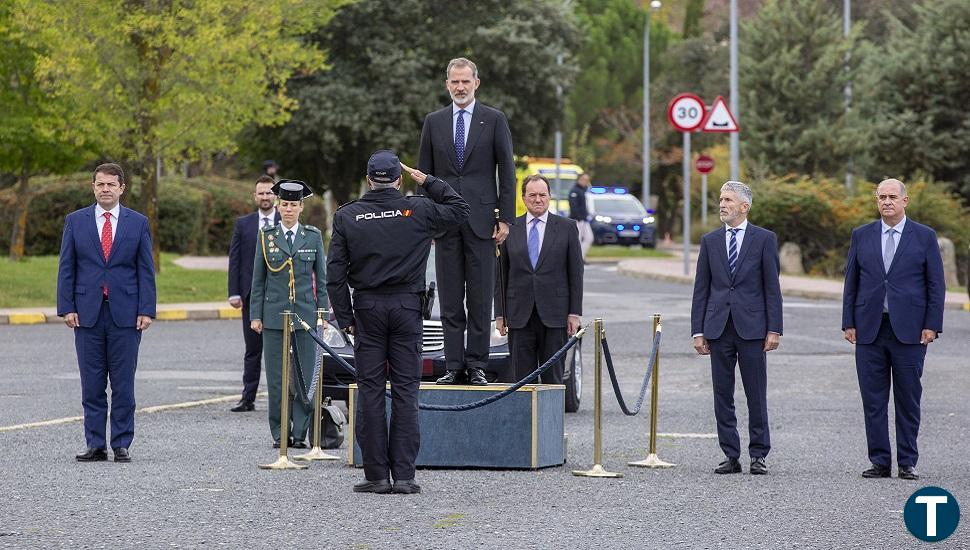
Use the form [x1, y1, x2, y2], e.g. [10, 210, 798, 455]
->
[842, 218, 944, 468]
[227, 210, 279, 402]
[57, 204, 156, 450]
[691, 223, 783, 460]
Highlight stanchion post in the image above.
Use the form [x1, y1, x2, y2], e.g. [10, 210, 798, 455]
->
[259, 310, 308, 470]
[572, 318, 622, 478]
[629, 313, 675, 468]
[294, 309, 340, 461]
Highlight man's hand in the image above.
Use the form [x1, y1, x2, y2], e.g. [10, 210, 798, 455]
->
[763, 332, 780, 352]
[344, 325, 355, 337]
[693, 335, 710, 355]
[493, 221, 510, 245]
[251, 320, 263, 334]
[496, 317, 507, 336]
[228, 296, 242, 309]
[136, 315, 153, 331]
[920, 329, 937, 345]
[64, 312, 79, 329]
[567, 315, 581, 337]
[400, 163, 428, 185]
[844, 328, 857, 344]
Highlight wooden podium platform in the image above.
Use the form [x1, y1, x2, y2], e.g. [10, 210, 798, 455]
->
[347, 383, 566, 469]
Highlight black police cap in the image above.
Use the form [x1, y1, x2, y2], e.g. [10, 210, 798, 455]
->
[272, 179, 313, 201]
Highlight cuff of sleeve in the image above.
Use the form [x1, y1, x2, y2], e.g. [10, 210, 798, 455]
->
[692, 333, 703, 338]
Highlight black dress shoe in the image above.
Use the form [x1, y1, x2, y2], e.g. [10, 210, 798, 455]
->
[113, 448, 131, 463]
[467, 368, 488, 386]
[291, 440, 308, 449]
[230, 399, 255, 412]
[898, 466, 920, 480]
[353, 479, 392, 494]
[436, 370, 461, 385]
[392, 479, 421, 494]
[714, 458, 742, 474]
[272, 438, 294, 449]
[75, 448, 108, 462]
[862, 464, 891, 478]
[750, 457, 767, 475]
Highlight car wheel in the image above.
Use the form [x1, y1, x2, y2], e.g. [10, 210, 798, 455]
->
[564, 341, 582, 413]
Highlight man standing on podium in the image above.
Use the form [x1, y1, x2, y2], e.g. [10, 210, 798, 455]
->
[327, 151, 468, 494]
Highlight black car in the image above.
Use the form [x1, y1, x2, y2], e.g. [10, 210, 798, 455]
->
[587, 188, 657, 247]
[320, 244, 583, 412]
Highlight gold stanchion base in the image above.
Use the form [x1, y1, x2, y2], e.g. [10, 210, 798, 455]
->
[628, 453, 676, 468]
[571, 463, 623, 478]
[293, 446, 340, 461]
[258, 456, 309, 470]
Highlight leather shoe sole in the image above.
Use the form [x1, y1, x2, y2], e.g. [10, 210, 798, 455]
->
[392, 480, 421, 494]
[714, 458, 742, 474]
[353, 480, 392, 494]
[75, 448, 108, 462]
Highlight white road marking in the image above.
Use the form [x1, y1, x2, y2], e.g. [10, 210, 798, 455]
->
[0, 392, 268, 433]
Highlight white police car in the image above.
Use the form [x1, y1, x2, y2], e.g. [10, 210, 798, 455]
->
[587, 187, 656, 247]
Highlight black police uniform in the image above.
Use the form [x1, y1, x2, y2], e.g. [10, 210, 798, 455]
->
[326, 174, 469, 484]
[568, 183, 589, 222]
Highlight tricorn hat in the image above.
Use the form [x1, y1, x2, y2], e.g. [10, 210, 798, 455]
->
[272, 179, 313, 201]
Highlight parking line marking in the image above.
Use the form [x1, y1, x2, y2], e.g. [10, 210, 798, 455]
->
[0, 392, 267, 433]
[657, 432, 718, 439]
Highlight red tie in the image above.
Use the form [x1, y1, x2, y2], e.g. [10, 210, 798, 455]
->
[102, 212, 112, 297]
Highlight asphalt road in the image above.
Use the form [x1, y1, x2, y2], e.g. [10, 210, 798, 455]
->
[1, 264, 968, 549]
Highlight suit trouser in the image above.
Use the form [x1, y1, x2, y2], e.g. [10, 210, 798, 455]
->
[435, 223, 495, 372]
[262, 327, 314, 443]
[353, 293, 422, 482]
[240, 296, 263, 402]
[74, 300, 141, 450]
[855, 314, 925, 468]
[708, 317, 771, 460]
[508, 307, 566, 384]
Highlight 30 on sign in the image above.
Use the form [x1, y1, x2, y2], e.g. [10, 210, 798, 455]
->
[667, 93, 705, 132]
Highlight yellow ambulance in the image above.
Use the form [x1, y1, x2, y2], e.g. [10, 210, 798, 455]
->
[514, 156, 585, 217]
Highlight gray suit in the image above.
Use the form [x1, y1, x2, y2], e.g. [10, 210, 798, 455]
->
[418, 102, 515, 373]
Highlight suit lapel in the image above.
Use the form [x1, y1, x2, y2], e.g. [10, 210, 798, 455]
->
[886, 220, 913, 275]
[732, 224, 757, 281]
[463, 107, 487, 168]
[713, 227, 730, 281]
[534, 216, 558, 271]
[84, 205, 106, 264]
[290, 226, 309, 256]
[441, 108, 461, 173]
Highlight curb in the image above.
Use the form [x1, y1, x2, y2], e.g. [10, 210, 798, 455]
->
[0, 306, 242, 326]
[617, 265, 970, 310]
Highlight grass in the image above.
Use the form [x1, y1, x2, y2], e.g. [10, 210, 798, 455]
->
[586, 245, 671, 258]
[0, 253, 226, 308]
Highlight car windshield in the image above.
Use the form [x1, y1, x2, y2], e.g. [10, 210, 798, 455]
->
[590, 195, 647, 216]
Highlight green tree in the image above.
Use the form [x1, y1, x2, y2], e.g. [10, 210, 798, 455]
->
[243, 0, 580, 203]
[739, 0, 868, 178]
[0, 4, 91, 261]
[13, 0, 342, 267]
[865, 0, 970, 200]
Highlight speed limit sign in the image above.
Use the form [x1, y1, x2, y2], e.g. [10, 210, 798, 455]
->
[667, 93, 706, 132]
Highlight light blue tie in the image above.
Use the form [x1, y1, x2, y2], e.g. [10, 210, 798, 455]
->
[455, 109, 466, 169]
[528, 218, 540, 268]
[728, 228, 739, 275]
[883, 228, 896, 312]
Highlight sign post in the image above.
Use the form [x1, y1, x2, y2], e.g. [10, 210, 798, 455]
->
[695, 155, 715, 227]
[667, 93, 705, 276]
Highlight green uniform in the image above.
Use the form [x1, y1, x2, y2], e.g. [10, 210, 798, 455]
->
[250, 223, 328, 444]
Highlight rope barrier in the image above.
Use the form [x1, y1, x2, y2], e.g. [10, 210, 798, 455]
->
[601, 327, 662, 416]
[288, 325, 325, 406]
[292, 312, 587, 412]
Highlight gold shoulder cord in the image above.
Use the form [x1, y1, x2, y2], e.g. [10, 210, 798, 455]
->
[259, 229, 296, 303]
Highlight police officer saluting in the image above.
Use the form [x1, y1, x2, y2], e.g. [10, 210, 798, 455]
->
[250, 179, 328, 449]
[327, 150, 469, 494]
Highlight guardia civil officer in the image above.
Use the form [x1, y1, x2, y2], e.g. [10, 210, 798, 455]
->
[250, 180, 328, 449]
[327, 150, 469, 494]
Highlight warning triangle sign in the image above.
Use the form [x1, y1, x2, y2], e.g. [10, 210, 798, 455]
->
[701, 96, 739, 133]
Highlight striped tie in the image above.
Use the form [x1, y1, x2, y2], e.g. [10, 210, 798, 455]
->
[728, 228, 739, 275]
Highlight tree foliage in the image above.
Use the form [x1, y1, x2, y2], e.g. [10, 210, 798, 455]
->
[244, 0, 580, 203]
[739, 0, 868, 179]
[13, 0, 342, 266]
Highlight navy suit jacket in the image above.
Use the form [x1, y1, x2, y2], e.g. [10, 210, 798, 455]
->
[57, 204, 156, 328]
[495, 213, 584, 329]
[691, 223, 783, 340]
[228, 211, 280, 299]
[841, 219, 945, 345]
[418, 102, 516, 238]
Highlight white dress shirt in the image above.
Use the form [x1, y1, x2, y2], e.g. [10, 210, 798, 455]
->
[724, 219, 748, 255]
[259, 208, 277, 230]
[524, 210, 549, 252]
[95, 203, 121, 243]
[881, 216, 906, 263]
[281, 221, 300, 249]
[452, 100, 476, 147]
